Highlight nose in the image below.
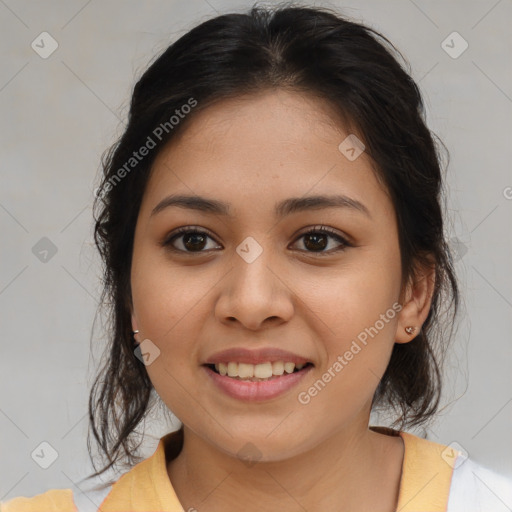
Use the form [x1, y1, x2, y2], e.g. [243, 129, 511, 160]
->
[214, 247, 294, 331]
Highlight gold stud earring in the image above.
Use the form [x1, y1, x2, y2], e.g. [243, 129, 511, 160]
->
[405, 326, 416, 335]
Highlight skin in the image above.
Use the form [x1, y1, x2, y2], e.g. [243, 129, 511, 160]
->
[130, 89, 435, 512]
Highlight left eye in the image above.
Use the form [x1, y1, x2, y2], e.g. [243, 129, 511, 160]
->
[162, 226, 350, 254]
[293, 226, 350, 254]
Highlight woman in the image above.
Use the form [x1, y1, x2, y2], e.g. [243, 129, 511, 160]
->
[2, 3, 511, 511]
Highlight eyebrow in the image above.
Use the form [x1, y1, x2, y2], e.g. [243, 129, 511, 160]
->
[150, 193, 371, 219]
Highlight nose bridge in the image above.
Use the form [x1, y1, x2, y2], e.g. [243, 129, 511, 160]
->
[216, 233, 293, 328]
[232, 234, 278, 302]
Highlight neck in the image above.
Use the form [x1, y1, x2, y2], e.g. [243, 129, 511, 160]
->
[167, 419, 404, 512]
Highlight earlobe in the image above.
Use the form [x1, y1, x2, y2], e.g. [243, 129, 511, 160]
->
[396, 263, 436, 344]
[404, 326, 417, 336]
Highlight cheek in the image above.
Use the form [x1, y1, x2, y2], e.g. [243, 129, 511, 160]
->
[290, 247, 401, 393]
[131, 247, 214, 342]
[293, 249, 401, 339]
[296, 284, 399, 423]
[130, 256, 204, 415]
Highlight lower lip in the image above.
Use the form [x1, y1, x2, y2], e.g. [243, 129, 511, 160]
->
[202, 365, 313, 402]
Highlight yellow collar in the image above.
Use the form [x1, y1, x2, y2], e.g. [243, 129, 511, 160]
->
[370, 426, 454, 511]
[99, 427, 453, 511]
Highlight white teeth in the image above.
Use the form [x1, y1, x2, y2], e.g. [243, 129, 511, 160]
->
[284, 362, 295, 374]
[227, 362, 238, 377]
[213, 361, 308, 379]
[238, 363, 254, 378]
[272, 361, 284, 375]
[254, 362, 273, 379]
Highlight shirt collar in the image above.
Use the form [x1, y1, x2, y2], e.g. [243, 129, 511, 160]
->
[99, 428, 184, 511]
[99, 426, 453, 512]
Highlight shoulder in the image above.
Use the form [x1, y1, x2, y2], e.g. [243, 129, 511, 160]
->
[447, 456, 512, 512]
[0, 432, 180, 512]
[0, 483, 112, 512]
[381, 427, 512, 511]
[0, 488, 75, 512]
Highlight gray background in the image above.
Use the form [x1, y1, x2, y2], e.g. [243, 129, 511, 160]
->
[1, 0, 511, 501]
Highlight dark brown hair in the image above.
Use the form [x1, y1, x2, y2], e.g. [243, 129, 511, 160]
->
[85, 1, 459, 484]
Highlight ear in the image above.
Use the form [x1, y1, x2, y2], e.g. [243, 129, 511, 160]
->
[395, 258, 436, 344]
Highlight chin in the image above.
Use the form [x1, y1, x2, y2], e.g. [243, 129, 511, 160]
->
[209, 429, 312, 464]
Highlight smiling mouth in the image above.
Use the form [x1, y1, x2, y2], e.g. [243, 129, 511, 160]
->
[204, 361, 314, 381]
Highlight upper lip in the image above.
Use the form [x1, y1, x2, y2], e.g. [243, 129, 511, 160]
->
[203, 347, 313, 366]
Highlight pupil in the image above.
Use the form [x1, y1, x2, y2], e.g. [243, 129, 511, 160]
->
[184, 233, 206, 251]
[304, 233, 327, 251]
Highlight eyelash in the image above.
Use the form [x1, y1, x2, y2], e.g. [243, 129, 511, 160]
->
[161, 225, 352, 256]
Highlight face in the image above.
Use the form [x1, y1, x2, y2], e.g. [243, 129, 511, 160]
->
[130, 89, 405, 461]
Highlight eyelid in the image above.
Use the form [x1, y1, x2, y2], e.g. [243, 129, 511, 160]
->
[161, 225, 220, 248]
[292, 224, 352, 245]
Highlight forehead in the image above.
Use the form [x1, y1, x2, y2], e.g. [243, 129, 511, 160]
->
[142, 89, 393, 221]
[163, 89, 350, 158]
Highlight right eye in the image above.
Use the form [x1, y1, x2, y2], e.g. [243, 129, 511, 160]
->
[162, 227, 222, 253]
